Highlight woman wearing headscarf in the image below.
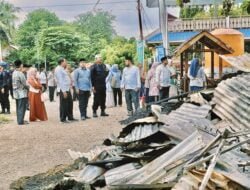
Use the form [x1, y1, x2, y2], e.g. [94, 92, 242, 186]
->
[105, 64, 115, 108]
[110, 64, 122, 107]
[27, 67, 48, 122]
[188, 58, 206, 92]
[147, 62, 160, 102]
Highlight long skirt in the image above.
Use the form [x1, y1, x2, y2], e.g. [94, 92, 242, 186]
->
[29, 92, 48, 122]
[106, 91, 115, 108]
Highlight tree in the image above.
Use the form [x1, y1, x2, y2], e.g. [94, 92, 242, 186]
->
[180, 6, 204, 18]
[0, 1, 18, 61]
[241, 0, 250, 14]
[16, 9, 62, 48]
[36, 25, 81, 66]
[101, 36, 152, 68]
[75, 11, 116, 42]
[176, 0, 191, 8]
[222, 0, 235, 16]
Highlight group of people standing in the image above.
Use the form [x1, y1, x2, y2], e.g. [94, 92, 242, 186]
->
[3, 53, 206, 126]
[144, 56, 176, 104]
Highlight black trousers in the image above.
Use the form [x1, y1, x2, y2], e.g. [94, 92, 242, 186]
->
[16, 98, 28, 125]
[59, 91, 73, 122]
[78, 90, 90, 117]
[93, 88, 106, 112]
[0, 86, 10, 112]
[159, 87, 170, 100]
[49, 86, 56, 102]
[112, 88, 122, 106]
[42, 84, 47, 92]
[72, 86, 78, 101]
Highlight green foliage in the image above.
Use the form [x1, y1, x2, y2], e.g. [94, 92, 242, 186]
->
[0, 0, 18, 45]
[100, 36, 152, 68]
[6, 8, 150, 68]
[180, 6, 204, 18]
[241, 0, 250, 14]
[222, 0, 235, 16]
[75, 11, 116, 42]
[36, 25, 82, 66]
[16, 9, 62, 48]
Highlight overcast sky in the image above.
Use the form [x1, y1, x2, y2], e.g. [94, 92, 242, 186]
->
[6, 0, 178, 38]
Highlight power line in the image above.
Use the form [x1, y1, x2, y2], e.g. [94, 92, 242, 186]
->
[20, 1, 137, 9]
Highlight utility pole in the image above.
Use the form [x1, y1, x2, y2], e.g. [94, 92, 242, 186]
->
[159, 0, 169, 56]
[137, 0, 144, 66]
[137, 0, 143, 40]
[0, 40, 2, 62]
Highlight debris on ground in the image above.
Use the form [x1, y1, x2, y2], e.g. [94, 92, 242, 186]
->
[10, 74, 250, 190]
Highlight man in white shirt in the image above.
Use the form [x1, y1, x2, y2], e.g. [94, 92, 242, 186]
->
[55, 58, 78, 123]
[39, 67, 47, 92]
[155, 56, 175, 100]
[121, 57, 141, 116]
[47, 67, 56, 102]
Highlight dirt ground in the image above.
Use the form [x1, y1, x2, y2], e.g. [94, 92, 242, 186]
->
[0, 96, 127, 190]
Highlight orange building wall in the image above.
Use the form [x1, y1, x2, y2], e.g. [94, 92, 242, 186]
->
[205, 29, 244, 72]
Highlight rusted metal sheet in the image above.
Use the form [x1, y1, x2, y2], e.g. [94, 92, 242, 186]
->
[220, 54, 250, 72]
[212, 74, 250, 130]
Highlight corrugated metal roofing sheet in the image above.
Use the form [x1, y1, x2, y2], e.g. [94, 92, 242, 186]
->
[212, 74, 250, 130]
[220, 53, 250, 72]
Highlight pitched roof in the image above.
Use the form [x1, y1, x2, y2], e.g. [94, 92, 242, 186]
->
[174, 31, 234, 56]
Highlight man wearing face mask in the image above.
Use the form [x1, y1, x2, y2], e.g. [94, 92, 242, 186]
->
[90, 54, 109, 118]
[121, 57, 141, 116]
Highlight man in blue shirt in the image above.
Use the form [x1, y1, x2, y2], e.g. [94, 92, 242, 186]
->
[55, 58, 78, 123]
[74, 59, 92, 120]
[121, 57, 141, 116]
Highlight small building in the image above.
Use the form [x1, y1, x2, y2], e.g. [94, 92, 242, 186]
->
[174, 31, 234, 92]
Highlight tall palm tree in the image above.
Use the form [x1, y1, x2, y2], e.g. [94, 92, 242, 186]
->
[0, 1, 19, 61]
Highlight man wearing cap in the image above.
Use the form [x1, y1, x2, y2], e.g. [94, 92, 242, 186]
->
[12, 60, 29, 125]
[90, 54, 109, 117]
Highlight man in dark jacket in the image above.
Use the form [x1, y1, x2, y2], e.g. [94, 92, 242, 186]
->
[0, 63, 11, 114]
[90, 54, 109, 117]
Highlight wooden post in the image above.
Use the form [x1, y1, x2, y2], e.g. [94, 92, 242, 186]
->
[211, 51, 214, 79]
[184, 51, 189, 92]
[180, 53, 184, 78]
[219, 57, 223, 79]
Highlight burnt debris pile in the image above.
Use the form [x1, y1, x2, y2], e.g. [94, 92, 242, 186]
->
[11, 74, 250, 190]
